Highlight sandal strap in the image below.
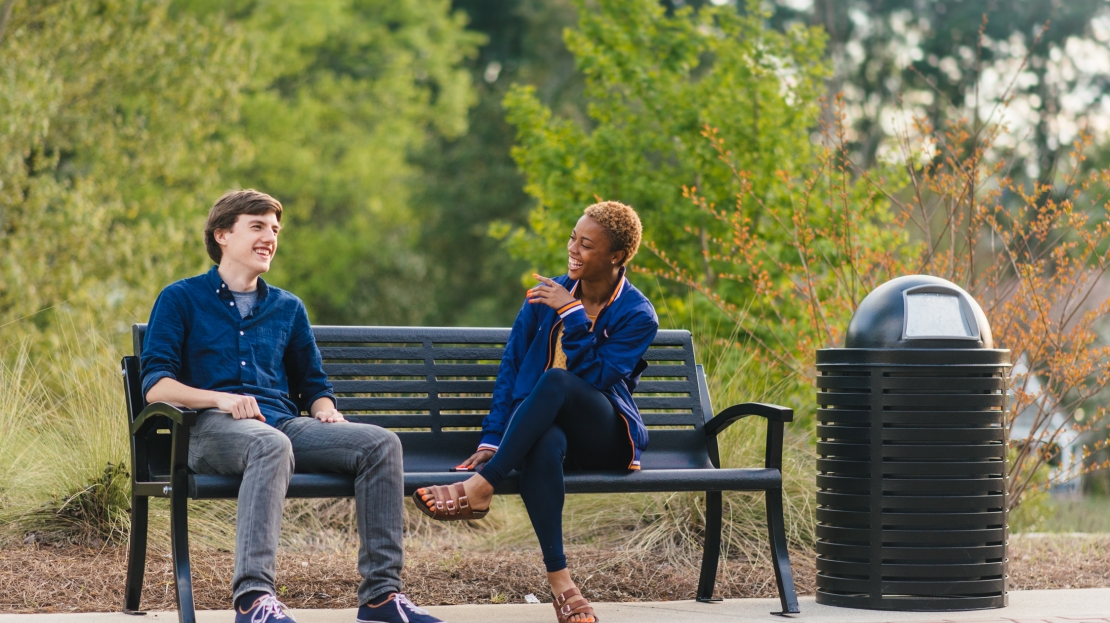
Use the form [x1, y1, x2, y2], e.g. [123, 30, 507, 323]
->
[430, 486, 450, 516]
[558, 602, 595, 617]
[454, 482, 470, 511]
[429, 484, 473, 517]
[436, 485, 458, 516]
[554, 588, 581, 608]
[553, 588, 595, 622]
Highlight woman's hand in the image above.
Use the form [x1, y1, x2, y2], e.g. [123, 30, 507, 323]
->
[527, 274, 576, 310]
[460, 449, 495, 470]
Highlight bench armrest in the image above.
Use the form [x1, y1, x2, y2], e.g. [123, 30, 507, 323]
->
[704, 402, 793, 437]
[705, 402, 792, 470]
[130, 402, 199, 437]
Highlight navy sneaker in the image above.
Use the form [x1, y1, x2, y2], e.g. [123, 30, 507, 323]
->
[235, 592, 296, 623]
[356, 593, 443, 623]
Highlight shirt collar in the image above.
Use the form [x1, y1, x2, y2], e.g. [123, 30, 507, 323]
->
[567, 266, 627, 309]
[206, 265, 270, 302]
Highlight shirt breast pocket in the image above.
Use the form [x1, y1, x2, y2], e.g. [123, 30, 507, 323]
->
[253, 327, 290, 377]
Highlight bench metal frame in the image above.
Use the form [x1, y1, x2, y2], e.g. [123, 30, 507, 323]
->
[121, 325, 799, 622]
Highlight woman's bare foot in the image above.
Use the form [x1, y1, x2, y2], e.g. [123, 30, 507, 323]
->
[548, 569, 595, 623]
[416, 474, 493, 513]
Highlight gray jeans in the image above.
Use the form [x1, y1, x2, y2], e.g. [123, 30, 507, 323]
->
[187, 410, 404, 605]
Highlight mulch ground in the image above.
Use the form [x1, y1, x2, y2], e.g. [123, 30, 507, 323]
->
[1, 534, 1107, 613]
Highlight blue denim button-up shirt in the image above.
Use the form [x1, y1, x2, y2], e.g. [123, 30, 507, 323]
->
[141, 266, 334, 427]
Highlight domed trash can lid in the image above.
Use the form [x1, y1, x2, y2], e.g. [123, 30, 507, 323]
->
[845, 275, 993, 349]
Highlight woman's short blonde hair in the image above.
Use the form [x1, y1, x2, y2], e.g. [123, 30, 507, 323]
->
[583, 201, 642, 266]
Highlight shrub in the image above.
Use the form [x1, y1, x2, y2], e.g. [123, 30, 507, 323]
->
[501, 0, 831, 288]
[654, 94, 1110, 509]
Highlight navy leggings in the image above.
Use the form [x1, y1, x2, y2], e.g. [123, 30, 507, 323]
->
[480, 369, 633, 572]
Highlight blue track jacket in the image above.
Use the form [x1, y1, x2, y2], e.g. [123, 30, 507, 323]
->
[479, 268, 659, 469]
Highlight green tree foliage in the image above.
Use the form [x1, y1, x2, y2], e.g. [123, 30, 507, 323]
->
[769, 0, 1110, 176]
[502, 0, 915, 413]
[1, 0, 485, 340]
[0, 0, 248, 342]
[415, 0, 583, 326]
[176, 0, 484, 325]
[501, 0, 834, 295]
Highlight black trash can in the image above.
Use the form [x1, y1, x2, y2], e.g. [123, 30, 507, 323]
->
[815, 275, 1010, 611]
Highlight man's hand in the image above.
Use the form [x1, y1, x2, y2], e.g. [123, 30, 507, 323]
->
[214, 393, 265, 422]
[460, 449, 495, 469]
[313, 406, 347, 423]
[527, 274, 576, 310]
[310, 396, 345, 423]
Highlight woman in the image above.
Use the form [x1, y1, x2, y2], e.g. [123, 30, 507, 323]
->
[414, 201, 658, 623]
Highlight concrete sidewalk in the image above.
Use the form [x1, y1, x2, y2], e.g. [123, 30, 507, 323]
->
[2, 589, 1108, 623]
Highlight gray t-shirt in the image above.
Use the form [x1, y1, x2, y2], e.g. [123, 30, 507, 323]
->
[231, 290, 258, 319]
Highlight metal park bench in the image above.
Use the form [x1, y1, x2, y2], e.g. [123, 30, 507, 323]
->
[121, 325, 800, 622]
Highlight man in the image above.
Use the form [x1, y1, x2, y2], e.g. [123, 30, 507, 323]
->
[142, 190, 442, 623]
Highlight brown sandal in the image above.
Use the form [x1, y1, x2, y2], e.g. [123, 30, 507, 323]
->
[412, 483, 489, 521]
[553, 588, 597, 623]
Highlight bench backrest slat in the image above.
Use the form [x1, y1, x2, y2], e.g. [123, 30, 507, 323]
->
[131, 324, 714, 471]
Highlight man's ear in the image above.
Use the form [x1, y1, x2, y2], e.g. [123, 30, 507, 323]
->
[213, 228, 229, 247]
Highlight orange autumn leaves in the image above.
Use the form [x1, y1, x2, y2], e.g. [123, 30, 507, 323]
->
[647, 101, 1110, 508]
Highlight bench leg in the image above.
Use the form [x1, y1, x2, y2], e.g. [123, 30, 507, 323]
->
[696, 490, 723, 602]
[123, 494, 148, 614]
[766, 487, 800, 614]
[170, 487, 196, 623]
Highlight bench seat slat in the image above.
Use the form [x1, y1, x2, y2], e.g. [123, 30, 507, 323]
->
[329, 377, 695, 391]
[324, 363, 428, 376]
[637, 365, 691, 377]
[328, 412, 706, 429]
[341, 416, 485, 427]
[330, 415, 445, 428]
[643, 331, 693, 345]
[185, 468, 784, 499]
[632, 398, 698, 409]
[334, 397, 496, 410]
[332, 380, 432, 392]
[312, 325, 511, 343]
[643, 349, 693, 361]
[634, 380, 695, 392]
[428, 347, 508, 360]
[429, 364, 502, 377]
[638, 413, 704, 425]
[321, 346, 515, 360]
[319, 347, 429, 360]
[426, 380, 496, 393]
[334, 398, 433, 410]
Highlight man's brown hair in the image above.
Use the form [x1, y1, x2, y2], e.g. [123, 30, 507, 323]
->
[204, 189, 283, 263]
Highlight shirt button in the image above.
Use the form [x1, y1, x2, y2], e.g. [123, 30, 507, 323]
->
[230, 302, 235, 306]
[241, 361, 246, 366]
[240, 331, 245, 336]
